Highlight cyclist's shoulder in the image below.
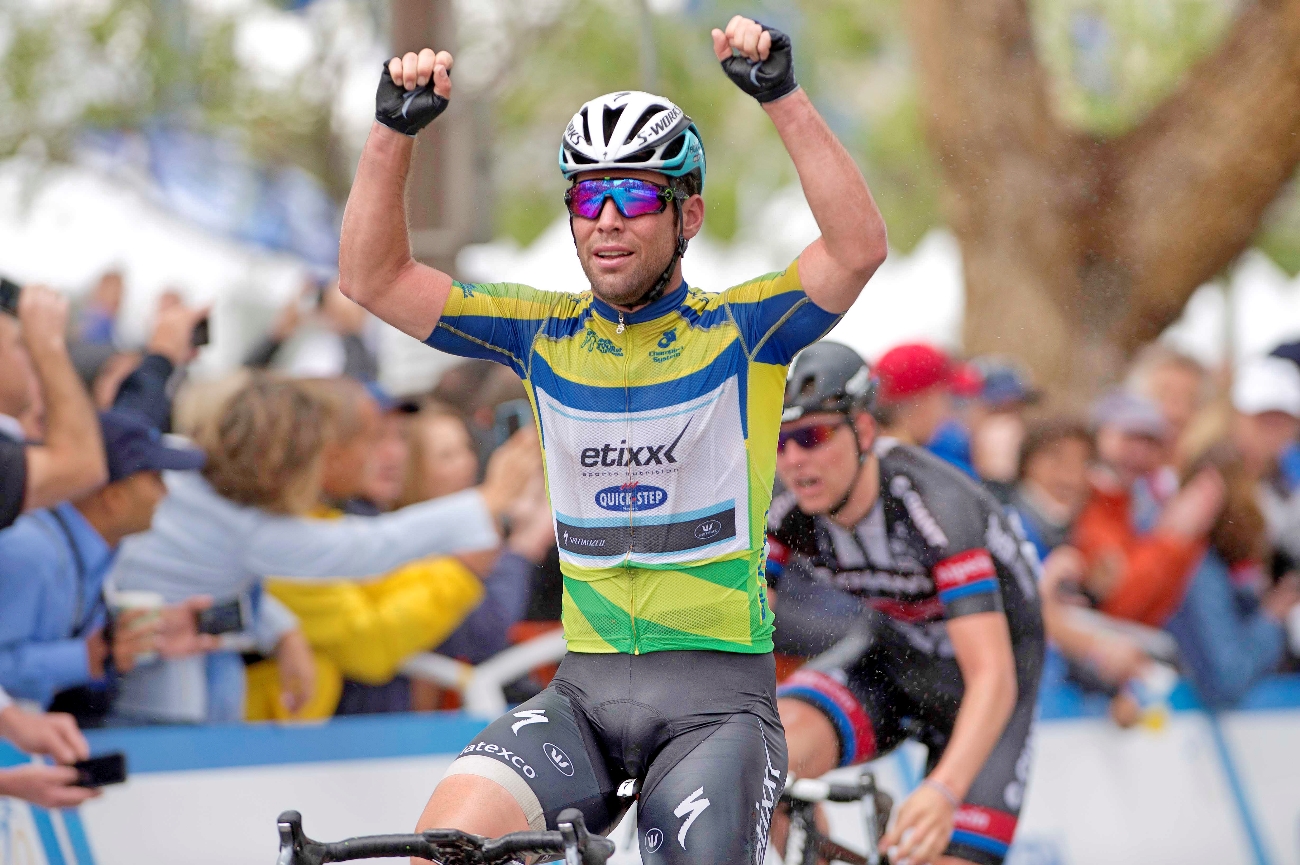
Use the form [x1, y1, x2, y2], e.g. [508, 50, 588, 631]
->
[877, 439, 996, 542]
[713, 262, 804, 306]
[448, 280, 592, 317]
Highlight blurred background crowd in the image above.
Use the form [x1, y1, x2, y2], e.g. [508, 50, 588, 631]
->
[6, 0, 1300, 816]
[6, 268, 1300, 770]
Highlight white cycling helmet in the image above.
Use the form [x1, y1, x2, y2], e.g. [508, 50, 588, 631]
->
[558, 91, 706, 190]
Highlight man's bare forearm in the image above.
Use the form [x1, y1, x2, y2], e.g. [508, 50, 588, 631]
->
[25, 340, 105, 509]
[340, 124, 415, 304]
[338, 123, 450, 339]
[764, 91, 887, 312]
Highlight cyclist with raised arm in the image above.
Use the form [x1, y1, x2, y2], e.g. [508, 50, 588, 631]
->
[339, 15, 887, 865]
[769, 342, 1044, 865]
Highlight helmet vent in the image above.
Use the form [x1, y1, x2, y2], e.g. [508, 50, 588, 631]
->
[615, 148, 656, 164]
[602, 105, 626, 144]
[661, 136, 685, 160]
[579, 107, 592, 146]
[627, 105, 668, 140]
[568, 151, 597, 165]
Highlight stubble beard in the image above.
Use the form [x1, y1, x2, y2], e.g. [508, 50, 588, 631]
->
[581, 240, 676, 309]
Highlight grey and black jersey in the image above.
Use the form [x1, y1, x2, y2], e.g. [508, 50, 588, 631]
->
[766, 438, 1043, 669]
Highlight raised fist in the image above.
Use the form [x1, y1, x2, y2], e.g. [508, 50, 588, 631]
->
[376, 48, 454, 136]
[711, 16, 799, 104]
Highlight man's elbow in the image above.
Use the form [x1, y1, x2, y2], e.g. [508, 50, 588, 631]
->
[853, 224, 889, 281]
[337, 273, 367, 307]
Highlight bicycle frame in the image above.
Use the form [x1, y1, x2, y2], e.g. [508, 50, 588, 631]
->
[780, 771, 893, 865]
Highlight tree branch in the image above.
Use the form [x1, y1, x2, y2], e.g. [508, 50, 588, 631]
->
[1108, 0, 1300, 348]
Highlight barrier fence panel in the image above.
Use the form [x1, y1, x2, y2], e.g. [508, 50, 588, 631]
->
[2, 678, 1298, 865]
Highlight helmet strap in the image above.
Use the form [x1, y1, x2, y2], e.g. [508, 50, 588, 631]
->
[828, 413, 871, 520]
[631, 200, 687, 309]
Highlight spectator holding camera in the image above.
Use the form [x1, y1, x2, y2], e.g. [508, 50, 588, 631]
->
[0, 687, 99, 809]
[0, 283, 107, 530]
[0, 411, 214, 718]
[107, 374, 534, 723]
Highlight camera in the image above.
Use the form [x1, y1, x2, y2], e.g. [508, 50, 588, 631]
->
[0, 277, 20, 316]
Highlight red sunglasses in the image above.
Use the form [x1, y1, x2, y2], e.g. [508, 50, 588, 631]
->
[777, 421, 848, 454]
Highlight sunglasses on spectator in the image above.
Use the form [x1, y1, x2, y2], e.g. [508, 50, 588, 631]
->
[564, 178, 677, 220]
[777, 421, 848, 454]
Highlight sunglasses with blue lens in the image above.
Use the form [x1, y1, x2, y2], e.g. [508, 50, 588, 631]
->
[564, 178, 676, 220]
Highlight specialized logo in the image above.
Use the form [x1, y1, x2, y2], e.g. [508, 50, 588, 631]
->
[595, 482, 668, 512]
[643, 828, 664, 853]
[400, 89, 421, 119]
[579, 419, 692, 468]
[543, 743, 574, 777]
[694, 519, 723, 541]
[674, 787, 710, 849]
[753, 727, 784, 865]
[634, 105, 683, 146]
[458, 741, 536, 779]
[561, 530, 606, 549]
[511, 709, 549, 735]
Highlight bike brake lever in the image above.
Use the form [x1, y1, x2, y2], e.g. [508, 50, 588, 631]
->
[557, 821, 581, 865]
[277, 810, 322, 865]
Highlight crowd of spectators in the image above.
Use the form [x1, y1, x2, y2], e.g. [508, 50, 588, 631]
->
[868, 340, 1300, 724]
[3, 268, 1300, 805]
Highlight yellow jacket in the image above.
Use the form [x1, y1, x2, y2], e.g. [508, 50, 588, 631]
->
[246, 506, 485, 721]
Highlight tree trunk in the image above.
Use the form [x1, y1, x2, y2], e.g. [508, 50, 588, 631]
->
[904, 0, 1300, 404]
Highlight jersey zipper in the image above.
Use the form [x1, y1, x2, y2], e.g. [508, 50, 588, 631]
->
[621, 312, 637, 653]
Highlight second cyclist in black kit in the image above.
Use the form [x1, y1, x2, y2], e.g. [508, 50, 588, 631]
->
[767, 342, 1044, 865]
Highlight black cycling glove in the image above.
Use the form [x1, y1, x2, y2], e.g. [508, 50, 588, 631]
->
[719, 23, 799, 104]
[375, 64, 449, 136]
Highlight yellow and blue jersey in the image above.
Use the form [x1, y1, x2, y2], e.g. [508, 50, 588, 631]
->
[427, 261, 839, 654]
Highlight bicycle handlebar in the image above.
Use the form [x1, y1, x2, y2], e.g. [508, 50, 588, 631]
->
[276, 809, 615, 865]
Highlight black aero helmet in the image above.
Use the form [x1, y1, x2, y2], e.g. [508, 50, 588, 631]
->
[783, 341, 878, 423]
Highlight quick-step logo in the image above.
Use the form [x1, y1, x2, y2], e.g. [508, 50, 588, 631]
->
[595, 482, 668, 512]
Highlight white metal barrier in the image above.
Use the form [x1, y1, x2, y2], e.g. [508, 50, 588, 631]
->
[400, 629, 569, 717]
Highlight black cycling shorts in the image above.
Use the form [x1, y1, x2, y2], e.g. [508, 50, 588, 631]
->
[777, 628, 1038, 865]
[442, 650, 787, 865]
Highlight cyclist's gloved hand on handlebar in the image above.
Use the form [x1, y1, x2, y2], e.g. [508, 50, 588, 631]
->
[376, 48, 453, 135]
[712, 16, 799, 103]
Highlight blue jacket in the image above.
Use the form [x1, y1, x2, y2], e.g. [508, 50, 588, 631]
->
[0, 503, 114, 706]
[1165, 550, 1284, 709]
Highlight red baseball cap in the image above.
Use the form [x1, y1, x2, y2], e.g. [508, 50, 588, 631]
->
[875, 343, 953, 402]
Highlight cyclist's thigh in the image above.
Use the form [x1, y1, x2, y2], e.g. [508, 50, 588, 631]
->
[942, 693, 1036, 865]
[636, 710, 786, 865]
[436, 686, 620, 834]
[777, 644, 909, 768]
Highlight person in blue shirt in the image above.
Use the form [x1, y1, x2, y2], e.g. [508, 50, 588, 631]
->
[0, 410, 209, 710]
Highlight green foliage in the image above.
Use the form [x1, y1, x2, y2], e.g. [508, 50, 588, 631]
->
[4, 0, 1300, 273]
[0, 0, 352, 195]
[487, 0, 935, 250]
[1031, 0, 1233, 134]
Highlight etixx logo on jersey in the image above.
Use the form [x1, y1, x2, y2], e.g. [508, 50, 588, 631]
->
[579, 418, 692, 468]
[596, 482, 668, 512]
[543, 743, 575, 777]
